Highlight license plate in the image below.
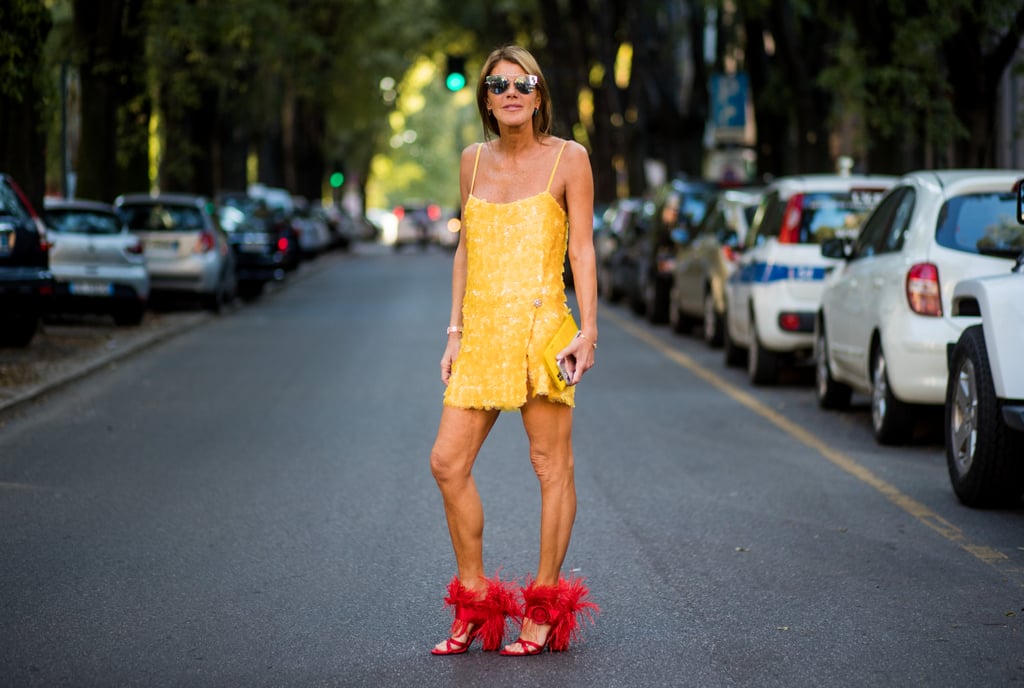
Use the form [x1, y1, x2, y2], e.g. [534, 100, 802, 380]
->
[70, 282, 113, 296]
[149, 239, 179, 251]
[240, 244, 266, 253]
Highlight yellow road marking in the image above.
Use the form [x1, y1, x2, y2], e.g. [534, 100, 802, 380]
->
[605, 310, 1016, 576]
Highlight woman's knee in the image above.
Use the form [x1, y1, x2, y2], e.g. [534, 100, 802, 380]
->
[430, 445, 470, 484]
[529, 450, 575, 485]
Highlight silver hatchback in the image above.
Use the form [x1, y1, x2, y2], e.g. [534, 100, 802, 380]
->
[43, 198, 149, 326]
[115, 193, 236, 312]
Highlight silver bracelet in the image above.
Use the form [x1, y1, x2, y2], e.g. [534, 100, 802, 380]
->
[576, 331, 597, 349]
[446, 326, 463, 335]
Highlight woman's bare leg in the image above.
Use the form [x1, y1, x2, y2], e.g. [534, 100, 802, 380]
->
[430, 405, 500, 650]
[503, 396, 576, 652]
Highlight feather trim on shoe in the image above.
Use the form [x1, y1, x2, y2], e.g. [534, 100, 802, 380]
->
[476, 574, 519, 651]
[521, 576, 599, 652]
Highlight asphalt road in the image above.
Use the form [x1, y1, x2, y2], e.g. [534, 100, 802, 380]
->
[1, 245, 1022, 687]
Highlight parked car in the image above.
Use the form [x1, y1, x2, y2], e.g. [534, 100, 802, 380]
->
[723, 173, 896, 384]
[42, 198, 148, 326]
[945, 251, 1024, 508]
[214, 197, 292, 301]
[668, 187, 762, 345]
[291, 196, 332, 258]
[391, 203, 440, 250]
[0, 174, 54, 346]
[115, 193, 236, 312]
[637, 179, 718, 322]
[598, 197, 654, 304]
[815, 169, 1024, 444]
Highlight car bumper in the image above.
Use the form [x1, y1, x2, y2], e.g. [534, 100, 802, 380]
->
[147, 255, 222, 293]
[1003, 404, 1024, 433]
[0, 267, 56, 313]
[51, 266, 150, 299]
[886, 315, 973, 404]
[752, 284, 819, 352]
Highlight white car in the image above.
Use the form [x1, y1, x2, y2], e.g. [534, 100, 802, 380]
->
[43, 198, 149, 326]
[723, 174, 896, 384]
[116, 193, 237, 312]
[945, 254, 1024, 508]
[815, 169, 1024, 445]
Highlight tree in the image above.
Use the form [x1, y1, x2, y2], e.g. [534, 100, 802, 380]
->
[0, 0, 53, 210]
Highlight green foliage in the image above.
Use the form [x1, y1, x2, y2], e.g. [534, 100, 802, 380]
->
[0, 0, 53, 102]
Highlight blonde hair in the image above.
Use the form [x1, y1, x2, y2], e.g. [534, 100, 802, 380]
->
[475, 45, 552, 139]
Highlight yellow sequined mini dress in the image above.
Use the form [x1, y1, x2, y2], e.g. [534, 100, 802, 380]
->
[444, 141, 575, 411]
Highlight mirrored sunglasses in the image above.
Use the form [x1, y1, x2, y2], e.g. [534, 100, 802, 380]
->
[484, 74, 539, 95]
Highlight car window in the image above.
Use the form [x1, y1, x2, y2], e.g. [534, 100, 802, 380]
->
[0, 182, 31, 221]
[119, 204, 204, 232]
[797, 192, 874, 244]
[883, 189, 915, 252]
[749, 192, 783, 245]
[44, 209, 121, 235]
[851, 188, 908, 259]
[935, 191, 1024, 256]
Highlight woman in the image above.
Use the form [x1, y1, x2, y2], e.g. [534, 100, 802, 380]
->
[430, 45, 599, 657]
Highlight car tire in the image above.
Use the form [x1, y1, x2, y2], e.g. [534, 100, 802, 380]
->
[599, 265, 621, 302]
[747, 313, 779, 385]
[113, 304, 145, 327]
[815, 325, 852, 410]
[702, 289, 724, 348]
[870, 343, 914, 445]
[945, 326, 1024, 508]
[645, 278, 669, 324]
[723, 310, 745, 368]
[238, 280, 265, 302]
[0, 314, 39, 347]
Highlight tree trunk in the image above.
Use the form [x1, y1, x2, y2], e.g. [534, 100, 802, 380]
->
[73, 0, 149, 202]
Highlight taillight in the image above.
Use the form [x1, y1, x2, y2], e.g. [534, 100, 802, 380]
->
[277, 236, 289, 252]
[721, 245, 738, 263]
[194, 231, 215, 253]
[906, 263, 941, 316]
[778, 194, 804, 243]
[126, 239, 144, 255]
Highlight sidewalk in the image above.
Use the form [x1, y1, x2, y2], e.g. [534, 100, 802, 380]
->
[0, 309, 211, 415]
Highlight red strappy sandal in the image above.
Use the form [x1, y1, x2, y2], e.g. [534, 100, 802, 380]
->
[432, 574, 519, 655]
[500, 575, 599, 656]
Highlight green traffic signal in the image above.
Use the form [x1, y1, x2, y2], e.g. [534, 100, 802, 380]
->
[445, 55, 466, 92]
[330, 172, 345, 188]
[446, 72, 466, 91]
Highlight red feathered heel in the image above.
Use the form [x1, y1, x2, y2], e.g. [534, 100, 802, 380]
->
[432, 574, 519, 655]
[500, 575, 599, 656]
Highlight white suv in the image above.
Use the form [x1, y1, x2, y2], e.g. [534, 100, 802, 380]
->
[723, 174, 895, 384]
[944, 189, 1024, 507]
[815, 170, 1024, 445]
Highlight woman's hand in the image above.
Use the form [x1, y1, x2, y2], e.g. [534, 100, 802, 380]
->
[440, 338, 461, 385]
[558, 333, 596, 386]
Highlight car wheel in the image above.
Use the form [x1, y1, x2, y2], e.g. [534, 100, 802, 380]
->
[702, 290, 724, 348]
[599, 264, 620, 302]
[945, 326, 1024, 508]
[747, 312, 779, 385]
[870, 343, 914, 445]
[238, 280, 265, 302]
[815, 325, 852, 410]
[645, 279, 669, 324]
[113, 304, 145, 327]
[0, 314, 39, 347]
[723, 309, 745, 368]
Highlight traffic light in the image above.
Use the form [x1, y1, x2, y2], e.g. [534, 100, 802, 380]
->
[329, 171, 345, 188]
[445, 55, 466, 92]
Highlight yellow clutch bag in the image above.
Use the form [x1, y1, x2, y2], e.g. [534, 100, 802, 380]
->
[543, 313, 579, 391]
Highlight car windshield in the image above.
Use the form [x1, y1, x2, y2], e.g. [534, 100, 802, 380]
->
[798, 191, 880, 243]
[45, 209, 120, 235]
[0, 182, 31, 221]
[119, 204, 204, 232]
[935, 192, 1024, 257]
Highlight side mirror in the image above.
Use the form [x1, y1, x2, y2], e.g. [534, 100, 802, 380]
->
[1016, 178, 1024, 225]
[821, 237, 850, 259]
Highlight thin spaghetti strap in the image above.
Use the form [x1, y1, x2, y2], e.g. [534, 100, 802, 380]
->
[469, 143, 484, 194]
[546, 141, 569, 192]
